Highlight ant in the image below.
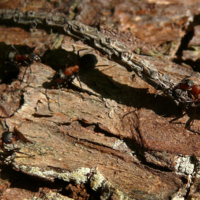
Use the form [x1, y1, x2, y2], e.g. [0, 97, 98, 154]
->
[175, 78, 194, 91]
[170, 77, 200, 129]
[6, 45, 41, 74]
[54, 47, 97, 87]
[0, 126, 33, 156]
[54, 61, 81, 107]
[0, 131, 19, 153]
[55, 64, 82, 106]
[53, 46, 106, 106]
[173, 77, 200, 105]
[55, 64, 81, 89]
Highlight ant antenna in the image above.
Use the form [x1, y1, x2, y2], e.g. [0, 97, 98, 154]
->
[11, 44, 20, 54]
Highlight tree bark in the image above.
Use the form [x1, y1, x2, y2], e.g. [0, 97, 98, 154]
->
[1, 1, 200, 200]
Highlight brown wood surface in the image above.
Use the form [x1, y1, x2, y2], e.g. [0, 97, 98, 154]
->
[1, 0, 200, 200]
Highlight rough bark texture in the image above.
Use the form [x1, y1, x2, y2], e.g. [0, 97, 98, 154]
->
[1, 1, 200, 200]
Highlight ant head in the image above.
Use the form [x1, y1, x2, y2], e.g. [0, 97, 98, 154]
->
[182, 79, 194, 88]
[28, 53, 41, 62]
[57, 69, 67, 80]
[2, 132, 13, 144]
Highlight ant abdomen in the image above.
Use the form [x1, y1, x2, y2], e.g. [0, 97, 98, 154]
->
[191, 85, 200, 99]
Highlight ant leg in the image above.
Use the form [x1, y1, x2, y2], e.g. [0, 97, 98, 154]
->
[24, 60, 32, 74]
[185, 117, 194, 129]
[20, 62, 33, 85]
[96, 64, 109, 67]
[76, 74, 82, 88]
[180, 76, 191, 83]
[71, 45, 76, 53]
[169, 112, 187, 124]
[121, 109, 137, 119]
[186, 105, 197, 129]
[57, 81, 61, 107]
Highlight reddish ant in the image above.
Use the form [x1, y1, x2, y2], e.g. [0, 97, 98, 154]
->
[55, 65, 81, 88]
[8, 45, 41, 64]
[6, 45, 41, 74]
[170, 77, 200, 128]
[173, 78, 200, 105]
[54, 46, 106, 106]
[54, 47, 93, 85]
[54, 65, 81, 106]
[54, 64, 81, 107]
